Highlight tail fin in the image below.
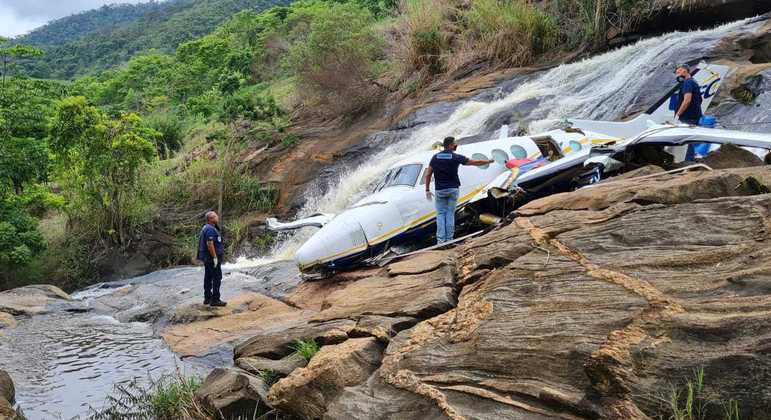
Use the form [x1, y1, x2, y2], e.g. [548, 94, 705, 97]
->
[646, 61, 730, 119]
[570, 61, 731, 138]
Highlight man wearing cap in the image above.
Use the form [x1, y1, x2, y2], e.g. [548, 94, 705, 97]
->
[674, 64, 703, 125]
[197, 211, 227, 307]
[423, 137, 494, 244]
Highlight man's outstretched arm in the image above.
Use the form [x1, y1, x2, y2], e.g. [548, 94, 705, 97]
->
[464, 158, 494, 166]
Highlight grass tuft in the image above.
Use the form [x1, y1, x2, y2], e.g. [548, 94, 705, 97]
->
[291, 338, 320, 362]
[668, 367, 742, 420]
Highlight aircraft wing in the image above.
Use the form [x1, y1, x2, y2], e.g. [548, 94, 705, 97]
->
[628, 125, 771, 150]
[266, 213, 335, 231]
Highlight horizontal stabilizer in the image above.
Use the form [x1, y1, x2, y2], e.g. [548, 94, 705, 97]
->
[266, 213, 334, 231]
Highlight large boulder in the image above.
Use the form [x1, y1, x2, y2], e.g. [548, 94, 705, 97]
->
[267, 337, 384, 419]
[0, 285, 72, 316]
[195, 368, 270, 419]
[311, 252, 457, 322]
[236, 353, 307, 376]
[0, 370, 17, 420]
[162, 293, 301, 358]
[0, 313, 15, 330]
[0, 371, 13, 405]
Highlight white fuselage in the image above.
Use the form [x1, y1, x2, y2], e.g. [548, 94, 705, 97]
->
[294, 129, 617, 272]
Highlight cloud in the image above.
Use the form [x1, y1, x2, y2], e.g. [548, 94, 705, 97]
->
[0, 4, 46, 37]
[0, 0, 145, 37]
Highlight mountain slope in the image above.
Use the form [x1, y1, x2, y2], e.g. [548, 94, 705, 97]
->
[15, 2, 173, 48]
[19, 0, 291, 79]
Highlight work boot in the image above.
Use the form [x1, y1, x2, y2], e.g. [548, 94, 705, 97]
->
[209, 300, 227, 307]
[203, 298, 211, 305]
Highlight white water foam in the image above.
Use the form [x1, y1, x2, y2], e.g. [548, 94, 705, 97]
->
[237, 18, 756, 268]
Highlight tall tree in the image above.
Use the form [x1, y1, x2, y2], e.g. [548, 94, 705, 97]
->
[0, 38, 43, 88]
[49, 96, 158, 245]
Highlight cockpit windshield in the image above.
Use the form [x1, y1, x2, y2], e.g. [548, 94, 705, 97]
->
[374, 164, 422, 191]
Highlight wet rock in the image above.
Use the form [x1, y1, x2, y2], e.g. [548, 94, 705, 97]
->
[517, 166, 771, 216]
[0, 370, 18, 420]
[267, 337, 384, 419]
[311, 254, 457, 323]
[0, 285, 71, 316]
[169, 303, 236, 324]
[162, 293, 300, 357]
[0, 399, 19, 420]
[195, 367, 270, 418]
[0, 313, 15, 330]
[0, 370, 13, 405]
[699, 143, 764, 169]
[236, 354, 307, 376]
[233, 316, 356, 360]
[390, 101, 461, 130]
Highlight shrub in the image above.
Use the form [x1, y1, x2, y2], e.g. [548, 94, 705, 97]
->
[291, 338, 320, 361]
[286, 1, 386, 115]
[221, 85, 285, 124]
[458, 0, 558, 69]
[145, 110, 187, 158]
[396, 0, 454, 77]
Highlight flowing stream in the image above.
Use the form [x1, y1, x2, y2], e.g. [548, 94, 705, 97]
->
[1, 17, 766, 419]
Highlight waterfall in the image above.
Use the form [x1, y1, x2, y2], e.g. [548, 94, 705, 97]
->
[227, 17, 761, 269]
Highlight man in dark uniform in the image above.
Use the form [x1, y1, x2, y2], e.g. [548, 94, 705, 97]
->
[674, 64, 703, 125]
[423, 137, 494, 244]
[197, 211, 226, 307]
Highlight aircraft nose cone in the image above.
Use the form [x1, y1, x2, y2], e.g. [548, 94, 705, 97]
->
[295, 214, 368, 271]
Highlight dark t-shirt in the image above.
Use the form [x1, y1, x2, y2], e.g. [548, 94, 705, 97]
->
[677, 78, 703, 123]
[197, 224, 224, 261]
[429, 151, 469, 190]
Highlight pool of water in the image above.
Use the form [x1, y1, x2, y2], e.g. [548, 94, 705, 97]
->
[0, 312, 202, 420]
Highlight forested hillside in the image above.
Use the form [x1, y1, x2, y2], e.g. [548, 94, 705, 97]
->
[17, 0, 292, 79]
[16, 2, 170, 48]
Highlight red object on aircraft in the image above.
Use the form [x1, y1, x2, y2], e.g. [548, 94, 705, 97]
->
[506, 158, 532, 169]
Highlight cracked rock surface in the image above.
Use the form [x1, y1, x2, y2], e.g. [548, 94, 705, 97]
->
[196, 166, 771, 420]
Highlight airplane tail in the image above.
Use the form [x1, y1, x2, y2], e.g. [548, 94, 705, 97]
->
[645, 61, 730, 120]
[569, 61, 731, 139]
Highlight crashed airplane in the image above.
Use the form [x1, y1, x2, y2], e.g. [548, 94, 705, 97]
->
[268, 62, 771, 278]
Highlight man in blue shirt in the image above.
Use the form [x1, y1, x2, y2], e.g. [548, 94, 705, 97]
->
[675, 64, 703, 125]
[197, 211, 226, 307]
[423, 137, 493, 244]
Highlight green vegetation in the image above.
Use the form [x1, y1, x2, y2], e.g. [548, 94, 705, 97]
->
[669, 368, 742, 420]
[259, 369, 282, 386]
[291, 338, 321, 361]
[19, 0, 294, 79]
[88, 374, 208, 420]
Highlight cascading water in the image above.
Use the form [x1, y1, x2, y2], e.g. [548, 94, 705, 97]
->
[233, 17, 763, 267]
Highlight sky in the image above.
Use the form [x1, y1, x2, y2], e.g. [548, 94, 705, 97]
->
[0, 0, 144, 38]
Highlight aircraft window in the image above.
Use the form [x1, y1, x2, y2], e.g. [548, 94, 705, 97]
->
[510, 145, 527, 159]
[376, 164, 423, 191]
[471, 153, 490, 169]
[569, 140, 582, 153]
[491, 149, 508, 165]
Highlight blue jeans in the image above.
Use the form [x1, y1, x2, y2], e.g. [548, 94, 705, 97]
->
[434, 188, 459, 244]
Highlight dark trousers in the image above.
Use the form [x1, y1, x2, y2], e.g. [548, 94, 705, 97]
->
[203, 258, 222, 301]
